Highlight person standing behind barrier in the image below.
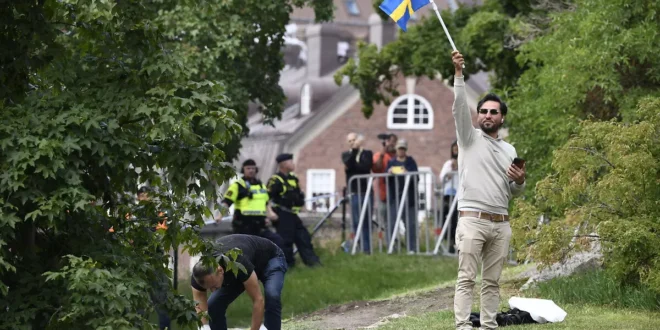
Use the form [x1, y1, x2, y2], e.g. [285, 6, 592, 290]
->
[267, 153, 321, 268]
[451, 50, 526, 330]
[217, 159, 285, 250]
[342, 133, 374, 253]
[385, 139, 419, 253]
[439, 140, 459, 253]
[372, 133, 397, 237]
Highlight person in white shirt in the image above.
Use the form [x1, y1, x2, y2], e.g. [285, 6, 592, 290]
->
[439, 140, 459, 253]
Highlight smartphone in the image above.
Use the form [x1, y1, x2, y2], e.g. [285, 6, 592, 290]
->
[513, 157, 526, 168]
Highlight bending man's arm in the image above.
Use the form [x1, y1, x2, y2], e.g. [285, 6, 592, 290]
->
[192, 288, 209, 325]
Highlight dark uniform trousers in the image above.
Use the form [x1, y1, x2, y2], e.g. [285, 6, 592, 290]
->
[272, 209, 320, 267]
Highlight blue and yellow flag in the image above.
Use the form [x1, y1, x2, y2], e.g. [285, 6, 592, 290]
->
[379, 0, 430, 32]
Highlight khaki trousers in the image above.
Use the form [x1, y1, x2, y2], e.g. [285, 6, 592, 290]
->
[454, 217, 512, 330]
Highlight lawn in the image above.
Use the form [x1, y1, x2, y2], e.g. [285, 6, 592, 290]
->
[376, 304, 660, 330]
[369, 268, 660, 330]
[177, 247, 459, 328]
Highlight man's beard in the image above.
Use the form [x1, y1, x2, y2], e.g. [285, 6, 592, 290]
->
[479, 120, 500, 134]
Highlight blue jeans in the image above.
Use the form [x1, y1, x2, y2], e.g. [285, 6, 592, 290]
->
[388, 202, 417, 252]
[351, 193, 373, 253]
[208, 251, 287, 330]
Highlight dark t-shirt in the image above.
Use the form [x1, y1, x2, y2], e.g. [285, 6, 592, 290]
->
[190, 234, 281, 292]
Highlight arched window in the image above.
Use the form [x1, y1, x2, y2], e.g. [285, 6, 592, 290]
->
[387, 94, 433, 130]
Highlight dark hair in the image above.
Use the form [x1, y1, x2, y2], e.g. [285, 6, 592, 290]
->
[242, 159, 256, 167]
[477, 93, 508, 116]
[450, 140, 458, 159]
[192, 259, 221, 287]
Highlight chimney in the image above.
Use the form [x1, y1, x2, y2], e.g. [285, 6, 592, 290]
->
[368, 13, 396, 49]
[305, 24, 344, 77]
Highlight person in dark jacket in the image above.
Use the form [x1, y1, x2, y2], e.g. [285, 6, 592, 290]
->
[386, 139, 419, 253]
[342, 132, 374, 253]
[267, 153, 321, 268]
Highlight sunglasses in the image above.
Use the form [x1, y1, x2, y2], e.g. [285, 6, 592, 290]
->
[478, 108, 500, 115]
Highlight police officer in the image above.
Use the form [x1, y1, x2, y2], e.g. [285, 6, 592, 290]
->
[218, 159, 284, 249]
[267, 153, 321, 268]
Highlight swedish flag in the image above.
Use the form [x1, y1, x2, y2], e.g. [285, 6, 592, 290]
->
[379, 0, 430, 32]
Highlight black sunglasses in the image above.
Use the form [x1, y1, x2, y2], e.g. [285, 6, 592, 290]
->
[478, 108, 500, 115]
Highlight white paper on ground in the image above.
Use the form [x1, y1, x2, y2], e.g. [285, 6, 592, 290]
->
[508, 296, 567, 323]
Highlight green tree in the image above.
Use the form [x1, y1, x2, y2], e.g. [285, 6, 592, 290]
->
[508, 0, 660, 192]
[512, 97, 660, 293]
[0, 0, 332, 328]
[508, 0, 660, 293]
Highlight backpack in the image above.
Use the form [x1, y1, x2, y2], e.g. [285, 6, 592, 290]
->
[470, 308, 537, 327]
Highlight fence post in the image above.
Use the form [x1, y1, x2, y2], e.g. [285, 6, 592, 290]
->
[341, 186, 347, 242]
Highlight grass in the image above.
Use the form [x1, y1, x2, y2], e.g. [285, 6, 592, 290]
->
[177, 246, 459, 328]
[533, 269, 660, 311]
[375, 304, 660, 330]
[369, 269, 660, 330]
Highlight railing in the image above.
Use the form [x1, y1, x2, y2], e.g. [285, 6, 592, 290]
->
[346, 170, 439, 255]
[434, 171, 458, 256]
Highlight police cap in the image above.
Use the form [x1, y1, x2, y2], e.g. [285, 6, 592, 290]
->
[276, 153, 293, 163]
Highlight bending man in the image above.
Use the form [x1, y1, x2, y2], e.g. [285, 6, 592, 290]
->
[191, 234, 287, 330]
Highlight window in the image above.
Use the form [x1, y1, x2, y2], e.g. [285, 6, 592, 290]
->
[344, 0, 360, 16]
[306, 169, 336, 212]
[387, 94, 434, 130]
[300, 83, 311, 115]
[416, 167, 434, 213]
[337, 41, 350, 64]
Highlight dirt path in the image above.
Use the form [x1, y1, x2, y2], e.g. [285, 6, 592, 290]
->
[285, 286, 456, 330]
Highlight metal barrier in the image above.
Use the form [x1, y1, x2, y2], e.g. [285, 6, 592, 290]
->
[347, 170, 438, 255]
[434, 170, 458, 256]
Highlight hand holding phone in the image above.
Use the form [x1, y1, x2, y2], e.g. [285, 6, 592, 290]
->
[513, 157, 525, 169]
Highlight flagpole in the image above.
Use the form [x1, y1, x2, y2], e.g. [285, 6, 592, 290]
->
[429, 0, 465, 68]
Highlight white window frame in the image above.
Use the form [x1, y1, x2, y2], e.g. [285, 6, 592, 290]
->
[386, 94, 434, 130]
[305, 169, 336, 212]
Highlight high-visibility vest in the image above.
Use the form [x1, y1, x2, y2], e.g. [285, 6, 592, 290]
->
[269, 173, 302, 214]
[230, 178, 269, 216]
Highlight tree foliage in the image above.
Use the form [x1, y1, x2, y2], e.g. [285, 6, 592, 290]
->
[508, 0, 660, 190]
[0, 0, 332, 328]
[512, 97, 660, 293]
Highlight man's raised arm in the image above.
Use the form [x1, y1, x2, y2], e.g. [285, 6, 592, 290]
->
[451, 51, 476, 147]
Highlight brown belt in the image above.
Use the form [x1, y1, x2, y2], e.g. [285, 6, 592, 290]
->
[459, 211, 509, 222]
